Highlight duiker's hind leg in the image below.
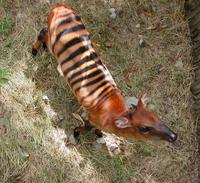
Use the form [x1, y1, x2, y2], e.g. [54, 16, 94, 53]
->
[74, 120, 103, 141]
[32, 28, 48, 56]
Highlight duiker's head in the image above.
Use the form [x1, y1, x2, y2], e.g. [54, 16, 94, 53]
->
[114, 95, 177, 142]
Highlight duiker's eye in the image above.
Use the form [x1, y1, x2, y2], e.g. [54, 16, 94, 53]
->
[138, 126, 151, 133]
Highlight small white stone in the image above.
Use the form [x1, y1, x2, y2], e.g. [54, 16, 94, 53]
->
[139, 38, 146, 47]
[109, 8, 117, 19]
[125, 96, 138, 108]
[104, 134, 120, 152]
[175, 60, 183, 70]
[42, 95, 49, 104]
[138, 35, 146, 47]
[96, 137, 106, 144]
[109, 144, 119, 152]
[136, 23, 141, 28]
[58, 114, 64, 121]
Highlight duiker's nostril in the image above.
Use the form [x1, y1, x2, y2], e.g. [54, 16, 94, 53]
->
[169, 133, 177, 142]
[160, 124, 177, 142]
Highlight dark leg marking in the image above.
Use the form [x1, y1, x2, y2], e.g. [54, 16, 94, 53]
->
[42, 42, 48, 51]
[73, 120, 102, 140]
[73, 120, 94, 140]
[95, 129, 103, 138]
[32, 27, 48, 57]
[73, 126, 83, 141]
[38, 28, 48, 41]
[32, 48, 38, 57]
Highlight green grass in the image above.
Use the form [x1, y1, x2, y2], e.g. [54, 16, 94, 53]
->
[0, 17, 15, 34]
[0, 68, 9, 86]
[0, 0, 198, 183]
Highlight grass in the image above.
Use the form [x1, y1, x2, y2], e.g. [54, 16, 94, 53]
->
[0, 16, 15, 33]
[0, 0, 198, 182]
[0, 68, 9, 86]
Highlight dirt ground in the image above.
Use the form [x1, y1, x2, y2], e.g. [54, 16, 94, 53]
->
[0, 0, 198, 182]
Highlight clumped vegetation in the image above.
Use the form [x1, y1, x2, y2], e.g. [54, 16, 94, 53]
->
[0, 69, 9, 86]
[0, 0, 198, 183]
[0, 16, 15, 33]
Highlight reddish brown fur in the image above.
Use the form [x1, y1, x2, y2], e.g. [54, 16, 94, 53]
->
[32, 3, 177, 142]
[88, 92, 158, 140]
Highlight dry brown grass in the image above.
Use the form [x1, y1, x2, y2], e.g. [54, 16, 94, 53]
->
[0, 0, 198, 182]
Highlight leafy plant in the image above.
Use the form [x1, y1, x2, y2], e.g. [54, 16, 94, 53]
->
[0, 17, 15, 33]
[0, 68, 9, 86]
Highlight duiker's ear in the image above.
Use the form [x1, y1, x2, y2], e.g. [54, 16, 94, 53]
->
[114, 118, 132, 128]
[137, 94, 148, 108]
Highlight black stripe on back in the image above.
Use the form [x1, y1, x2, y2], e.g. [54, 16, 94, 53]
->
[58, 16, 81, 27]
[96, 85, 112, 99]
[52, 24, 85, 52]
[61, 44, 92, 65]
[81, 81, 109, 100]
[99, 85, 116, 101]
[92, 85, 113, 105]
[71, 69, 103, 86]
[68, 60, 103, 82]
[75, 74, 107, 92]
[57, 34, 89, 57]
[63, 52, 98, 76]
